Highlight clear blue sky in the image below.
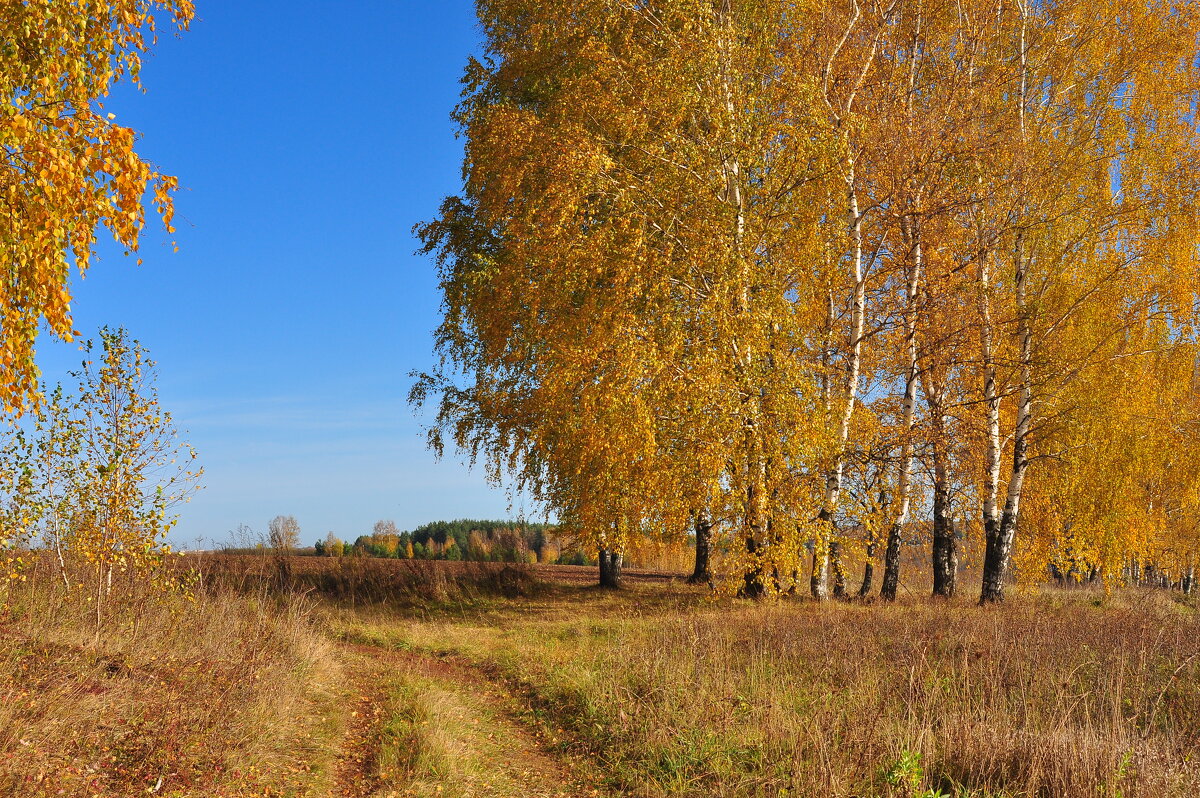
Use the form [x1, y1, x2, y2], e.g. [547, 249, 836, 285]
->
[35, 2, 534, 548]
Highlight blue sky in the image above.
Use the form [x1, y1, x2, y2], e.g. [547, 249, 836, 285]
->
[34, 2, 534, 548]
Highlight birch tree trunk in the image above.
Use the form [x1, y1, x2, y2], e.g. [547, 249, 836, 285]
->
[51, 511, 70, 591]
[830, 542, 847, 598]
[858, 489, 886, 596]
[980, 2, 1034, 604]
[858, 543, 876, 596]
[814, 155, 867, 601]
[923, 366, 956, 597]
[981, 235, 1034, 603]
[714, 0, 767, 598]
[598, 547, 624, 590]
[977, 239, 1007, 598]
[929, 437, 956, 597]
[811, 2, 894, 599]
[881, 218, 922, 601]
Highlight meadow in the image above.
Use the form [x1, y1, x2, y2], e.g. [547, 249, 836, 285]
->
[2, 555, 1198, 797]
[5, 3, 1200, 797]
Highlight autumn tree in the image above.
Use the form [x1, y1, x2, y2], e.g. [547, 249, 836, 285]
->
[834, 0, 1200, 602]
[72, 329, 200, 616]
[0, 423, 36, 583]
[415, 0, 841, 594]
[0, 1, 193, 411]
[417, 0, 1200, 602]
[373, 519, 399, 538]
[791, 0, 908, 601]
[0, 328, 201, 622]
[1014, 300, 1200, 589]
[268, 515, 300, 552]
[948, 0, 1200, 603]
[22, 385, 88, 588]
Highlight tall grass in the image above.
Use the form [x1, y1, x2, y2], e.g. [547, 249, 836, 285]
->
[7, 551, 1198, 797]
[186, 553, 541, 605]
[0, 568, 338, 797]
[391, 587, 1200, 797]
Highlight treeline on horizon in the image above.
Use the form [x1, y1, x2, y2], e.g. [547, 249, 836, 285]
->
[306, 519, 592, 566]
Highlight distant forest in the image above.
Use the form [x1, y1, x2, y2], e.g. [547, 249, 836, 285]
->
[311, 519, 592, 566]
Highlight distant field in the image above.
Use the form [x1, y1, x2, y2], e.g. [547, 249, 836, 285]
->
[3, 555, 1197, 797]
[184, 552, 682, 585]
[182, 544, 967, 593]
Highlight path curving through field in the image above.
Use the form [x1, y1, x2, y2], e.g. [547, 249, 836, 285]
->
[331, 641, 601, 798]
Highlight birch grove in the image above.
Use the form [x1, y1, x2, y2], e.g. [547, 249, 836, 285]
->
[416, 0, 1200, 602]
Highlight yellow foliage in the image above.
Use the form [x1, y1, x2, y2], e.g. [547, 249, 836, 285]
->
[0, 0, 193, 410]
[415, 0, 1200, 598]
[0, 328, 201, 623]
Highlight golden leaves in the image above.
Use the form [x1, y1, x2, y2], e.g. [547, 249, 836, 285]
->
[0, 0, 194, 412]
[417, 0, 838, 584]
[418, 0, 1200, 594]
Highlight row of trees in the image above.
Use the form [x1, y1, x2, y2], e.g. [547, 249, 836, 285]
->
[415, 0, 1200, 601]
[248, 517, 577, 564]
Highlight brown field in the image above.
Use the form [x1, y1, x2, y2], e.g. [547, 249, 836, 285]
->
[185, 552, 682, 587]
[2, 554, 1197, 797]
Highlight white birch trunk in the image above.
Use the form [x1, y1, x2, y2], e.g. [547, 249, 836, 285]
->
[812, 3, 897, 599]
[881, 218, 922, 600]
[715, 0, 765, 596]
[814, 155, 866, 600]
[981, 4, 1034, 603]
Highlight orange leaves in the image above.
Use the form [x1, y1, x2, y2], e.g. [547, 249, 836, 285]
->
[0, 1, 193, 412]
[415, 1, 836, 583]
[418, 0, 1200, 596]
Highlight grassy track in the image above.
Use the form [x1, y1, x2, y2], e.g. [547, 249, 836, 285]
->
[3, 558, 1199, 796]
[326, 577, 1200, 797]
[331, 640, 603, 797]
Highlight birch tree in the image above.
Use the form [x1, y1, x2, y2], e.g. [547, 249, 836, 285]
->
[0, 328, 200, 623]
[415, 0, 839, 594]
[268, 515, 300, 553]
[964, 0, 1200, 602]
[0, 0, 192, 411]
[416, 0, 1200, 602]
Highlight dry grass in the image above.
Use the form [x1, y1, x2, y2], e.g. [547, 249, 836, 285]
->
[185, 553, 543, 606]
[0, 567, 340, 797]
[0, 555, 555, 797]
[368, 583, 1200, 797]
[6, 553, 1199, 797]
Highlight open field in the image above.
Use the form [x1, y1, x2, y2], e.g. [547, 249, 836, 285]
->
[2, 557, 1198, 797]
[185, 553, 682, 592]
